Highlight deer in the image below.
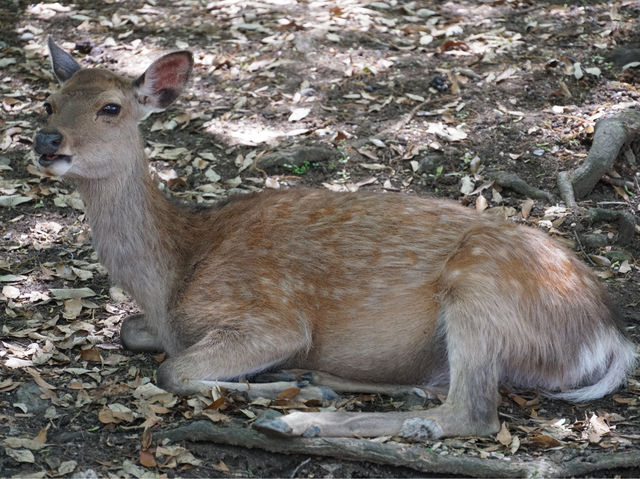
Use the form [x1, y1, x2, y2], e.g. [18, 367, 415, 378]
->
[33, 38, 637, 440]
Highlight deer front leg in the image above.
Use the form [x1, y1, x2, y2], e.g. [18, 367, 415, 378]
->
[120, 314, 164, 353]
[155, 319, 312, 396]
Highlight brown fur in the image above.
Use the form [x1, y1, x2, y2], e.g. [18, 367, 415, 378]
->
[34, 40, 637, 439]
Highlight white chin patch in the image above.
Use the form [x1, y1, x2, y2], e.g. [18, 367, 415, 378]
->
[40, 157, 73, 176]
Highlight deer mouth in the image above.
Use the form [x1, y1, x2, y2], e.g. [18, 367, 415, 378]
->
[37, 154, 73, 176]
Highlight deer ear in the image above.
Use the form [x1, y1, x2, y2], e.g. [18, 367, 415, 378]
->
[133, 51, 193, 112]
[48, 37, 81, 84]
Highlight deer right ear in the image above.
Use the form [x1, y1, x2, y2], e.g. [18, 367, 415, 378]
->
[47, 37, 81, 84]
[133, 51, 193, 112]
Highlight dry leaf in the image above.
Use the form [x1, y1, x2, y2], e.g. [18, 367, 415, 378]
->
[140, 449, 157, 468]
[460, 176, 474, 195]
[288, 108, 311, 122]
[34, 427, 48, 444]
[63, 298, 83, 320]
[50, 288, 95, 300]
[529, 434, 562, 448]
[496, 421, 512, 446]
[26, 367, 56, 391]
[277, 387, 301, 400]
[2, 285, 20, 299]
[5, 448, 35, 463]
[583, 413, 610, 444]
[201, 409, 230, 423]
[3, 437, 48, 450]
[58, 460, 77, 475]
[521, 199, 534, 219]
[612, 394, 637, 405]
[359, 163, 386, 171]
[476, 194, 487, 212]
[80, 347, 102, 363]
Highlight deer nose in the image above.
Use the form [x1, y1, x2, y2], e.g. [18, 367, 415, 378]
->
[34, 130, 63, 155]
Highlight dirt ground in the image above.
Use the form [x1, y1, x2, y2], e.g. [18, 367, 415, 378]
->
[1, 0, 640, 477]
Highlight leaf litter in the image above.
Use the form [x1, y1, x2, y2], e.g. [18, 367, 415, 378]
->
[1, 0, 639, 477]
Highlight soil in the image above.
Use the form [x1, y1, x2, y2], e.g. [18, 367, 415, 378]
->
[1, 0, 639, 477]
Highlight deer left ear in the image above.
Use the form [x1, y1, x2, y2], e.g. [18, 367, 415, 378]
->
[48, 36, 81, 84]
[133, 51, 193, 112]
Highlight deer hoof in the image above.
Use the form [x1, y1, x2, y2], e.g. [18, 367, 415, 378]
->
[254, 418, 294, 436]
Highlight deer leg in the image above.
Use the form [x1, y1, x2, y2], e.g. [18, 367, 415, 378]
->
[156, 321, 312, 397]
[192, 380, 338, 401]
[120, 314, 163, 353]
[257, 307, 502, 439]
[257, 369, 443, 399]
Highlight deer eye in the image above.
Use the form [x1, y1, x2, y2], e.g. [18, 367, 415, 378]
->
[99, 103, 121, 116]
[43, 103, 53, 115]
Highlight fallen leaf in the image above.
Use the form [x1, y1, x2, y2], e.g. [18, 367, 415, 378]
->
[612, 394, 637, 405]
[521, 199, 534, 219]
[496, 422, 512, 446]
[58, 460, 77, 475]
[50, 287, 95, 300]
[140, 449, 157, 468]
[34, 427, 48, 444]
[476, 194, 487, 212]
[529, 434, 562, 448]
[359, 163, 387, 171]
[618, 260, 632, 274]
[26, 367, 56, 391]
[2, 285, 20, 299]
[0, 195, 32, 207]
[5, 448, 35, 463]
[288, 108, 311, 122]
[63, 298, 83, 320]
[277, 387, 301, 400]
[583, 413, 610, 444]
[80, 347, 102, 363]
[201, 409, 230, 423]
[460, 175, 474, 195]
[3, 437, 48, 450]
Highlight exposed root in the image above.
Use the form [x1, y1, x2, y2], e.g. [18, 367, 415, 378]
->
[557, 171, 577, 209]
[491, 171, 554, 203]
[257, 145, 337, 170]
[587, 208, 636, 246]
[562, 108, 640, 200]
[155, 420, 640, 478]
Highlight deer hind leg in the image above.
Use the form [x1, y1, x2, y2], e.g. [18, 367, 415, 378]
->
[257, 307, 502, 439]
[120, 314, 163, 353]
[258, 244, 507, 439]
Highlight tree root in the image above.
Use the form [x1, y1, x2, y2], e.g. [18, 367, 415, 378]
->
[561, 108, 640, 200]
[587, 208, 636, 246]
[555, 108, 640, 246]
[257, 145, 337, 170]
[154, 420, 639, 478]
[491, 171, 554, 203]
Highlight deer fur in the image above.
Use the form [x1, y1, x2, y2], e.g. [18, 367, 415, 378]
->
[34, 38, 637, 439]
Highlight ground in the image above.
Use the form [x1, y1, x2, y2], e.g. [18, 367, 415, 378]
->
[1, 0, 640, 477]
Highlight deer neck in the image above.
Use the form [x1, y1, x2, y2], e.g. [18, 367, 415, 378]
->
[75, 159, 189, 313]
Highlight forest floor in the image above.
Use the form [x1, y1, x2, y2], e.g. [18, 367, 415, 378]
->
[1, 0, 640, 477]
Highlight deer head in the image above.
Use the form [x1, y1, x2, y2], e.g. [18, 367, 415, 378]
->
[34, 37, 193, 179]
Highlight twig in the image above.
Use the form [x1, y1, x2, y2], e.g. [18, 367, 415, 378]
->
[290, 457, 311, 478]
[573, 230, 596, 267]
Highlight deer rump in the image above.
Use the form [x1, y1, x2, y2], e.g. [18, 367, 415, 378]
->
[36, 39, 637, 440]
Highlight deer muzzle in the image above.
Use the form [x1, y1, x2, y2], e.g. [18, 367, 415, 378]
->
[34, 129, 72, 174]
